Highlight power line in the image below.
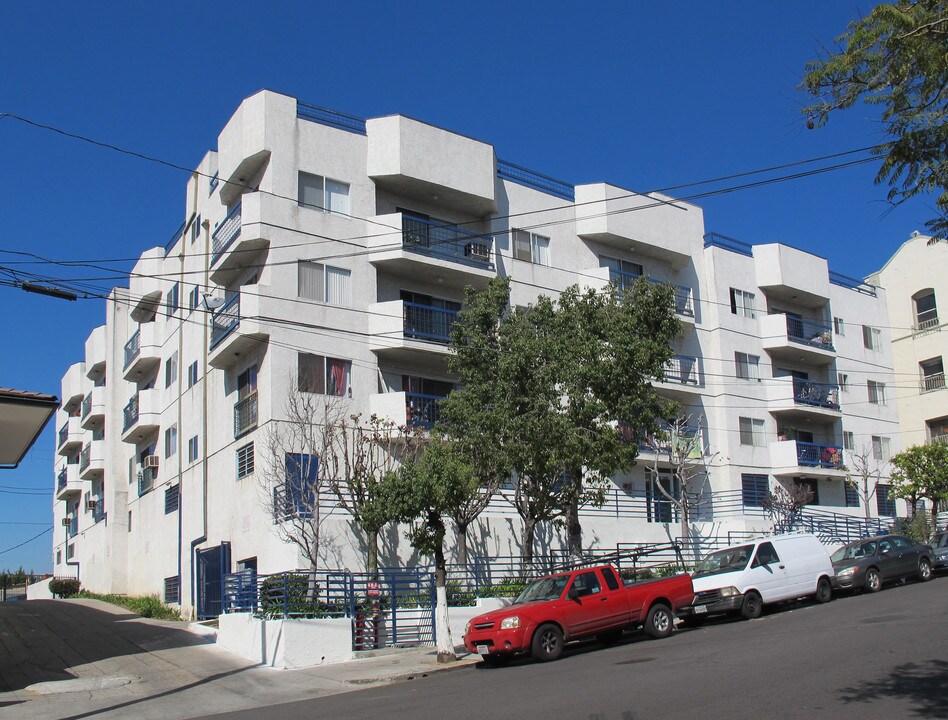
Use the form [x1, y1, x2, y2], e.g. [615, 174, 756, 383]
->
[0, 527, 52, 555]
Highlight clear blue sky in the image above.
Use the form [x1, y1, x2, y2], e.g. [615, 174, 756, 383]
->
[0, 1, 930, 572]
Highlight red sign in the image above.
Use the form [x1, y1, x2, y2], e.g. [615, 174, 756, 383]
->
[367, 581, 381, 597]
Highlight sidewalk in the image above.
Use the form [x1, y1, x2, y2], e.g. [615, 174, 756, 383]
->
[0, 599, 478, 720]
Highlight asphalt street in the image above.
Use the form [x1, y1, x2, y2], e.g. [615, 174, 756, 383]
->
[194, 575, 948, 720]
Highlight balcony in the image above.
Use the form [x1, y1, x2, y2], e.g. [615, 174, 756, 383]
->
[123, 324, 161, 381]
[57, 417, 83, 456]
[121, 388, 161, 443]
[368, 300, 457, 370]
[55, 465, 83, 500]
[653, 355, 703, 400]
[209, 194, 271, 285]
[78, 440, 105, 480]
[208, 289, 271, 369]
[367, 390, 447, 428]
[234, 391, 258, 438]
[367, 213, 495, 289]
[138, 467, 157, 497]
[84, 325, 107, 380]
[767, 379, 842, 422]
[753, 244, 831, 308]
[921, 373, 945, 393]
[769, 439, 847, 478]
[80, 386, 106, 430]
[608, 269, 695, 322]
[128, 247, 165, 322]
[636, 423, 705, 459]
[61, 362, 86, 408]
[760, 313, 836, 365]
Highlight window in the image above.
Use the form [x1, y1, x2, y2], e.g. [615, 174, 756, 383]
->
[512, 229, 551, 266]
[741, 474, 769, 507]
[188, 435, 199, 463]
[164, 576, 180, 604]
[833, 317, 845, 336]
[862, 325, 881, 351]
[793, 478, 819, 505]
[166, 282, 180, 317]
[914, 289, 938, 330]
[845, 482, 860, 508]
[735, 352, 760, 381]
[298, 172, 350, 216]
[165, 352, 178, 389]
[753, 542, 780, 567]
[867, 380, 886, 405]
[128, 511, 132, 532]
[275, 453, 319, 521]
[164, 485, 179, 514]
[843, 431, 855, 451]
[600, 256, 643, 291]
[601, 567, 620, 591]
[838, 372, 849, 392]
[56, 550, 61, 565]
[297, 261, 351, 306]
[190, 215, 202, 243]
[739, 417, 766, 447]
[570, 571, 601, 597]
[729, 288, 756, 318]
[187, 361, 198, 389]
[871, 436, 891, 461]
[920, 357, 945, 392]
[66, 544, 75, 560]
[876, 484, 896, 516]
[646, 472, 679, 523]
[164, 424, 177, 458]
[189, 286, 200, 311]
[236, 443, 255, 479]
[298, 353, 351, 396]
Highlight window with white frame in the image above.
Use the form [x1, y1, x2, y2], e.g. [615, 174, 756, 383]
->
[188, 286, 200, 311]
[872, 435, 891, 461]
[843, 431, 855, 450]
[298, 172, 350, 216]
[164, 424, 177, 458]
[914, 289, 938, 330]
[166, 282, 180, 316]
[838, 372, 849, 392]
[297, 261, 351, 306]
[833, 317, 845, 336]
[739, 417, 766, 447]
[188, 435, 199, 463]
[868, 380, 886, 405]
[512, 229, 551, 266]
[735, 352, 761, 381]
[190, 215, 202, 243]
[600, 256, 643, 291]
[187, 361, 198, 389]
[165, 352, 178, 389]
[298, 353, 351, 396]
[862, 325, 882, 351]
[729, 288, 756, 318]
[236, 443, 255, 479]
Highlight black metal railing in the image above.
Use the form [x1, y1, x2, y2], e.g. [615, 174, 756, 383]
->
[401, 215, 494, 270]
[234, 392, 258, 437]
[210, 293, 240, 349]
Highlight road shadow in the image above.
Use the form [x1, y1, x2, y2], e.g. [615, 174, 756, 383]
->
[839, 659, 948, 718]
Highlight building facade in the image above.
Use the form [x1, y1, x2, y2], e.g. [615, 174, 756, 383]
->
[52, 90, 905, 619]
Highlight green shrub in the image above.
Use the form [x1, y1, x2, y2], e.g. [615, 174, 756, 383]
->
[478, 577, 527, 598]
[49, 578, 81, 597]
[893, 512, 934, 544]
[76, 591, 181, 620]
[259, 573, 347, 618]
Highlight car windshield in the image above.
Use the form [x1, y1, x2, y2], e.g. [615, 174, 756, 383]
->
[514, 575, 570, 604]
[693, 545, 753, 578]
[831, 540, 877, 562]
[933, 533, 947, 549]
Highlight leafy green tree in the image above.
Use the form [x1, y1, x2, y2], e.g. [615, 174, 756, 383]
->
[890, 442, 948, 516]
[801, 0, 948, 239]
[441, 276, 680, 563]
[383, 436, 480, 662]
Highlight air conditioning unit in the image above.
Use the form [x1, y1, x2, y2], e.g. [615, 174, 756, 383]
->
[85, 499, 98, 511]
[465, 242, 490, 261]
[142, 455, 160, 469]
[61, 517, 72, 527]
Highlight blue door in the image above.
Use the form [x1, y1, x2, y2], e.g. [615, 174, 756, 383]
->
[197, 542, 231, 620]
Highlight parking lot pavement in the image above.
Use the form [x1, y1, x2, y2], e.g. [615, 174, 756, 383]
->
[0, 599, 477, 720]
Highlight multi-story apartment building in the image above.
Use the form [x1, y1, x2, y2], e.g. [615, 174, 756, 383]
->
[869, 232, 948, 449]
[52, 90, 905, 619]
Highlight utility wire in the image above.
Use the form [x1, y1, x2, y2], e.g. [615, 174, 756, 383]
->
[0, 527, 52, 555]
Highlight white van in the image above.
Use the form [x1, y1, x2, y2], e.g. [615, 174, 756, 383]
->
[680, 533, 834, 621]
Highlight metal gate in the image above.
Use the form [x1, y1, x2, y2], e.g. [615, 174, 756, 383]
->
[351, 568, 435, 651]
[196, 541, 231, 620]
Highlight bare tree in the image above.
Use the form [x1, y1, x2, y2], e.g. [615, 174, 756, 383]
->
[321, 413, 423, 573]
[644, 416, 715, 564]
[257, 387, 342, 572]
[762, 481, 814, 533]
[846, 444, 883, 520]
[450, 444, 503, 566]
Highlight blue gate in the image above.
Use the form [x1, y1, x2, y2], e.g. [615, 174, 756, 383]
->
[196, 541, 231, 620]
[352, 569, 435, 650]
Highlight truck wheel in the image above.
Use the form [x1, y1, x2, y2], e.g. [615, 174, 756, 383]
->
[643, 603, 674, 639]
[814, 577, 832, 603]
[740, 591, 763, 619]
[531, 623, 564, 662]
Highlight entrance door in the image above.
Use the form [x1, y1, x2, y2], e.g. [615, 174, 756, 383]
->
[196, 541, 231, 620]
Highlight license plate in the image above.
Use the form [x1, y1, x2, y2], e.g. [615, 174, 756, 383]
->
[694, 605, 708, 614]
[476, 644, 490, 655]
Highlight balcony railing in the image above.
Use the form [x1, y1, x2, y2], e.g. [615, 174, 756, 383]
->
[212, 202, 242, 263]
[921, 373, 945, 393]
[124, 328, 141, 370]
[403, 302, 458, 344]
[929, 434, 948, 445]
[637, 424, 704, 457]
[497, 159, 575, 202]
[662, 355, 700, 386]
[58, 423, 68, 448]
[79, 444, 91, 472]
[139, 467, 156, 497]
[210, 293, 240, 349]
[797, 441, 844, 469]
[792, 380, 840, 410]
[68, 516, 78, 538]
[81, 394, 92, 419]
[401, 215, 494, 270]
[915, 312, 939, 334]
[609, 270, 695, 318]
[785, 316, 834, 351]
[92, 502, 107, 524]
[406, 392, 447, 428]
[57, 468, 67, 492]
[123, 394, 140, 432]
[234, 391, 258, 437]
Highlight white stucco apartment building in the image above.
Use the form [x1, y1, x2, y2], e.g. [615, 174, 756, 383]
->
[52, 90, 905, 619]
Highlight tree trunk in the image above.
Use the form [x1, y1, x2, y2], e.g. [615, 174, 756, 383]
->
[367, 530, 379, 574]
[522, 517, 536, 568]
[679, 504, 693, 567]
[433, 541, 456, 663]
[563, 493, 582, 559]
[454, 520, 470, 566]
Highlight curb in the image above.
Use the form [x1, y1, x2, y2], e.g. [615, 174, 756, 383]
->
[345, 655, 480, 685]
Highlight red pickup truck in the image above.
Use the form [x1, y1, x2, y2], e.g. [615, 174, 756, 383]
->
[462, 564, 694, 664]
